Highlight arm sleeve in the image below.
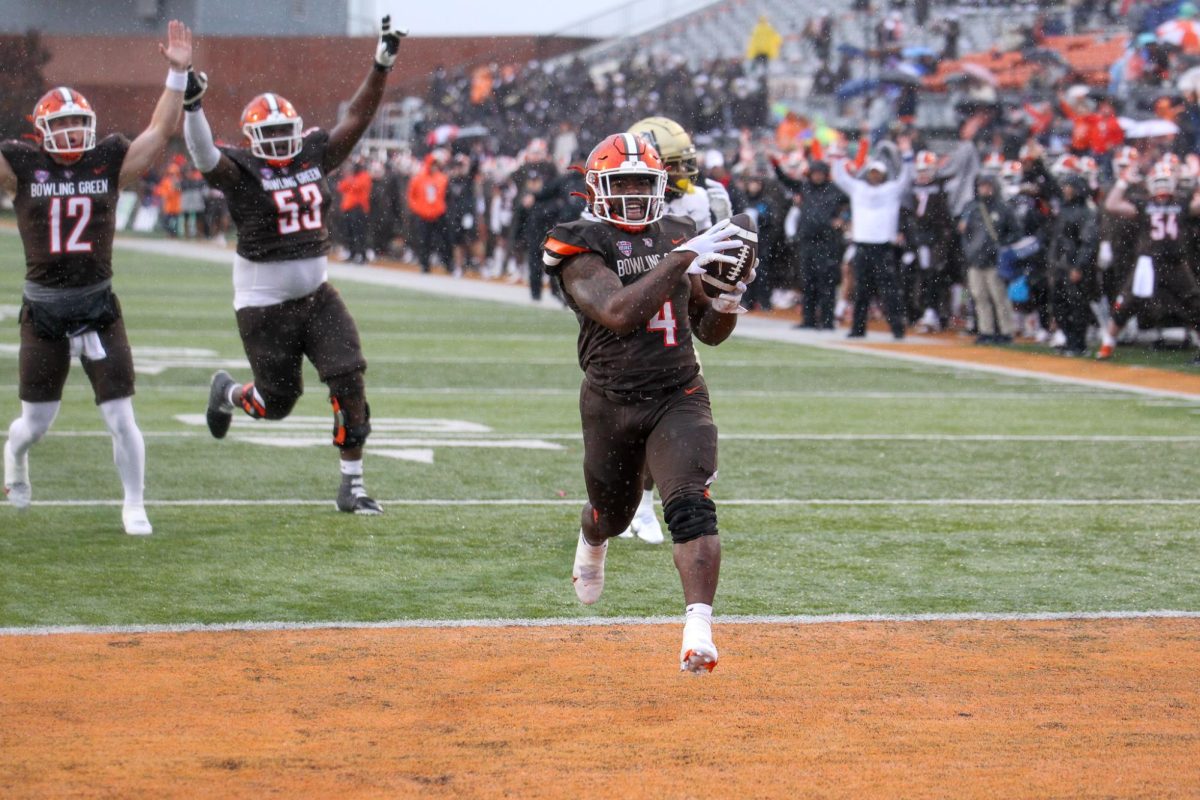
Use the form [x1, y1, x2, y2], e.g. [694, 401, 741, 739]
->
[183, 109, 222, 173]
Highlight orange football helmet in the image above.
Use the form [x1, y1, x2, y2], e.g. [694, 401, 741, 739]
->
[1050, 154, 1082, 178]
[1147, 162, 1176, 197]
[914, 150, 938, 183]
[582, 132, 667, 229]
[1112, 145, 1139, 172]
[240, 93, 303, 162]
[33, 87, 96, 161]
[981, 151, 1005, 175]
[999, 160, 1023, 196]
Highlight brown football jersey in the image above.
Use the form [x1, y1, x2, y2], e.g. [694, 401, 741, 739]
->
[1, 134, 129, 289]
[207, 130, 333, 262]
[543, 214, 700, 395]
[1134, 197, 1188, 263]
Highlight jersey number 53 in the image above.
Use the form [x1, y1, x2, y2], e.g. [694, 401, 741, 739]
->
[273, 185, 323, 235]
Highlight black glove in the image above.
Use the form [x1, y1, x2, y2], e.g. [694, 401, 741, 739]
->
[373, 15, 407, 72]
[183, 69, 208, 112]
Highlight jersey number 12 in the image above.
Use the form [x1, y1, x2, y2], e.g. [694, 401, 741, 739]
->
[48, 196, 93, 254]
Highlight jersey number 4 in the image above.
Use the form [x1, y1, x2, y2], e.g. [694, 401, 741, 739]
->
[648, 301, 679, 347]
[48, 196, 93, 254]
[273, 185, 323, 235]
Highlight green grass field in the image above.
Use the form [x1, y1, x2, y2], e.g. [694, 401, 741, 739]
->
[2, 235, 1198, 627]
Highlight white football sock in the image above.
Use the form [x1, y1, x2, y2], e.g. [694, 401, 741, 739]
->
[340, 458, 364, 477]
[683, 603, 715, 644]
[98, 398, 145, 507]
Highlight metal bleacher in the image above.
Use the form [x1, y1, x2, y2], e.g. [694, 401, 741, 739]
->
[554, 0, 1083, 133]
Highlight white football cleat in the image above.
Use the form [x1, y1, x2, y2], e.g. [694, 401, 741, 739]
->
[122, 505, 153, 536]
[4, 440, 31, 510]
[680, 624, 719, 674]
[571, 529, 607, 605]
[630, 507, 664, 544]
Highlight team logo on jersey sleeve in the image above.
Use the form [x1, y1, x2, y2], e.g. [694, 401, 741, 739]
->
[34, 170, 49, 183]
[617, 240, 633, 256]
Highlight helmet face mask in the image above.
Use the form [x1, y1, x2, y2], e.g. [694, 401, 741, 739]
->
[34, 88, 97, 161]
[584, 133, 667, 230]
[242, 93, 303, 162]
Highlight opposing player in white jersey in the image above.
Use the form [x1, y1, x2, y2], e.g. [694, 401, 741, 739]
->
[613, 116, 733, 544]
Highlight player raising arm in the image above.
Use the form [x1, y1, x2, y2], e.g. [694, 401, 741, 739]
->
[182, 17, 405, 514]
[1, 20, 192, 535]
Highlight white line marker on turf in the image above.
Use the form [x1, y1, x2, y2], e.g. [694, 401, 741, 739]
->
[17, 497, 1200, 508]
[15, 431, 1200, 444]
[2, 609, 1198, 637]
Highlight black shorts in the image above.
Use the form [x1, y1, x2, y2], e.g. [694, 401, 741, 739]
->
[17, 299, 135, 405]
[580, 376, 718, 532]
[235, 282, 367, 400]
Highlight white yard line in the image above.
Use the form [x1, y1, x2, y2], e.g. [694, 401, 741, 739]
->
[17, 431, 1200, 443]
[2, 609, 1197, 637]
[18, 497, 1200, 507]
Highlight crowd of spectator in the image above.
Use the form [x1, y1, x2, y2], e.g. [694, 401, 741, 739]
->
[119, 1, 1200, 364]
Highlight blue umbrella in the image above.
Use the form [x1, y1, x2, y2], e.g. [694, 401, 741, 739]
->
[835, 77, 880, 101]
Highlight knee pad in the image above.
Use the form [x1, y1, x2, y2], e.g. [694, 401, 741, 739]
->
[331, 397, 371, 450]
[240, 382, 296, 421]
[663, 492, 718, 544]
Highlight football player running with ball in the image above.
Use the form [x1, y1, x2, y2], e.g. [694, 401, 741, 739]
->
[542, 133, 752, 673]
[183, 17, 406, 514]
[1, 20, 194, 535]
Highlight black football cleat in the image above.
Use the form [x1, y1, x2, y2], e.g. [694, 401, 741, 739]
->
[206, 370, 236, 439]
[336, 474, 383, 515]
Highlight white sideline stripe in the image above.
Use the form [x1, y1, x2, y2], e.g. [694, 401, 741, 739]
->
[3, 609, 1198, 637]
[16, 431, 1200, 444]
[20, 497, 1200, 508]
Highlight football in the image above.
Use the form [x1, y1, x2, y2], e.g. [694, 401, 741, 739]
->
[699, 213, 758, 298]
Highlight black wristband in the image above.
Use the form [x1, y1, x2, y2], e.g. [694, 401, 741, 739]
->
[373, 61, 391, 73]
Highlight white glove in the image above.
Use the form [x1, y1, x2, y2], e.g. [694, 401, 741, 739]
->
[675, 219, 740, 267]
[1097, 240, 1113, 271]
[374, 15, 407, 71]
[711, 281, 748, 314]
[688, 251, 741, 275]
